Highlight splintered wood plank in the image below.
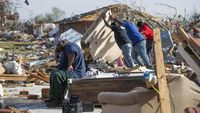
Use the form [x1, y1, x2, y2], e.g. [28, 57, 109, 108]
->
[178, 43, 200, 83]
[189, 37, 200, 57]
[178, 27, 191, 43]
[0, 74, 30, 81]
[190, 37, 200, 47]
[45, 60, 56, 67]
[178, 27, 200, 56]
[29, 73, 49, 83]
[153, 28, 171, 113]
[0, 41, 33, 47]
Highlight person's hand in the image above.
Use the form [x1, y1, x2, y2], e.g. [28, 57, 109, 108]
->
[67, 65, 73, 71]
[110, 14, 116, 21]
[102, 14, 106, 19]
[109, 15, 113, 20]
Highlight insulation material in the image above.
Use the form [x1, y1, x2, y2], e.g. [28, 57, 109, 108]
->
[3, 61, 23, 75]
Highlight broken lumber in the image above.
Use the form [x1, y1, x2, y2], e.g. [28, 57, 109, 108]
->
[0, 74, 31, 81]
[0, 41, 33, 47]
[31, 73, 49, 83]
[26, 71, 50, 83]
[45, 60, 56, 67]
[36, 69, 48, 77]
[178, 27, 191, 43]
[153, 28, 172, 113]
[178, 43, 200, 83]
[178, 27, 200, 56]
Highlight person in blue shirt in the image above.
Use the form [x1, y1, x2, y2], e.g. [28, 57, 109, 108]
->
[47, 38, 86, 107]
[111, 16, 152, 69]
[103, 15, 138, 68]
[56, 39, 86, 78]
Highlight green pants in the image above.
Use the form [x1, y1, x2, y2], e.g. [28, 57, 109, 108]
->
[50, 69, 70, 100]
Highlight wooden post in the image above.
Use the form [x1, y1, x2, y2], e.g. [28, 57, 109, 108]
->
[153, 28, 171, 113]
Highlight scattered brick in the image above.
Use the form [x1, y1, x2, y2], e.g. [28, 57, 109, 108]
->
[41, 88, 49, 99]
[27, 94, 39, 100]
[19, 90, 29, 95]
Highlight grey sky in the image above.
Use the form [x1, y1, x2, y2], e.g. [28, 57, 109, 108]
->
[15, 0, 200, 20]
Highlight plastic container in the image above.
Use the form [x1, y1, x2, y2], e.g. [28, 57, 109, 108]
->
[143, 71, 157, 88]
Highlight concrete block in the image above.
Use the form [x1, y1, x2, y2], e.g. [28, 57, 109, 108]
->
[41, 88, 49, 99]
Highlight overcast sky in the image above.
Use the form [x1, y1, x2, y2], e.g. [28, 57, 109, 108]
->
[15, 0, 200, 20]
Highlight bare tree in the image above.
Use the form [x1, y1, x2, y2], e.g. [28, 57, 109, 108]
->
[33, 7, 66, 24]
[0, 0, 18, 31]
[51, 7, 66, 21]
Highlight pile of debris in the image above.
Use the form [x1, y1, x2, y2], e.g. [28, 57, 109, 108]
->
[0, 3, 199, 113]
[0, 3, 199, 85]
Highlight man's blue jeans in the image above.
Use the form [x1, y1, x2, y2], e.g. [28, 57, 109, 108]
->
[132, 40, 152, 68]
[121, 43, 136, 68]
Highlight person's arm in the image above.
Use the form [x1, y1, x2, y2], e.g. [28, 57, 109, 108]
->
[55, 48, 60, 61]
[55, 43, 62, 62]
[103, 15, 112, 28]
[67, 52, 75, 71]
[111, 16, 123, 25]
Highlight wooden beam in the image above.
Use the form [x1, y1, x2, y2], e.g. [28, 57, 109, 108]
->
[26, 71, 50, 83]
[31, 73, 49, 83]
[0, 73, 50, 82]
[178, 27, 200, 60]
[0, 74, 31, 81]
[178, 43, 200, 83]
[178, 27, 191, 43]
[153, 28, 171, 113]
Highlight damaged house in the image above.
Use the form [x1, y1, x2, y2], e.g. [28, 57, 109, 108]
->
[52, 4, 200, 113]
[55, 5, 121, 62]
[57, 4, 163, 63]
[0, 3, 200, 113]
